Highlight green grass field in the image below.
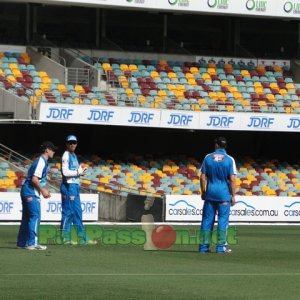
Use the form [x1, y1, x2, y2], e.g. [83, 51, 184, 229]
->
[0, 225, 300, 300]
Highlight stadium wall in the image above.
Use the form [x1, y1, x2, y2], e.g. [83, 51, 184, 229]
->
[27, 47, 66, 84]
[10, 0, 300, 19]
[0, 88, 31, 120]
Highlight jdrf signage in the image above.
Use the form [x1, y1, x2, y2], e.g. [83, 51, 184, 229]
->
[0, 192, 98, 221]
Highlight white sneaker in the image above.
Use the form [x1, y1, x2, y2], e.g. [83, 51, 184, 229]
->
[87, 240, 98, 245]
[26, 244, 47, 250]
[79, 240, 98, 245]
[62, 239, 78, 245]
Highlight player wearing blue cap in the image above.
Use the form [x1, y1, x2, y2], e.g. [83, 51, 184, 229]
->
[199, 137, 237, 253]
[17, 141, 57, 250]
[60, 135, 92, 245]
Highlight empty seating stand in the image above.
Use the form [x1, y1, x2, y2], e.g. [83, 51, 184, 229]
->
[1, 51, 299, 114]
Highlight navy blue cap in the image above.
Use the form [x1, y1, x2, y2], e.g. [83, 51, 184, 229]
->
[41, 141, 58, 151]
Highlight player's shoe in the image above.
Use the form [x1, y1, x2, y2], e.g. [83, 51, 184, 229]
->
[199, 244, 211, 253]
[85, 240, 98, 245]
[199, 249, 211, 253]
[216, 245, 232, 254]
[62, 239, 78, 245]
[26, 244, 47, 250]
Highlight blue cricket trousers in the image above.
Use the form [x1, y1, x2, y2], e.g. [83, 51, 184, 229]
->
[200, 200, 230, 253]
[17, 195, 41, 247]
[60, 183, 86, 243]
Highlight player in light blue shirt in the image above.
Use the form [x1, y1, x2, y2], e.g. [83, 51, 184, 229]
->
[17, 141, 57, 250]
[199, 137, 237, 253]
[60, 135, 92, 245]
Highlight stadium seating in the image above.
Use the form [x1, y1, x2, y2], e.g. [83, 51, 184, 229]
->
[0, 51, 116, 107]
[83, 56, 300, 113]
[2, 150, 300, 197]
[0, 161, 24, 192]
[1, 51, 300, 113]
[43, 154, 300, 197]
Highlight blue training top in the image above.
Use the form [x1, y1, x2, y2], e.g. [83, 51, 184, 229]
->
[61, 151, 80, 185]
[21, 155, 48, 198]
[201, 148, 237, 202]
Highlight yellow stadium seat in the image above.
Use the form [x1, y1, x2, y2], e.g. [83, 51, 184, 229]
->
[188, 79, 197, 86]
[286, 83, 295, 89]
[202, 73, 211, 80]
[190, 67, 199, 74]
[185, 73, 194, 79]
[207, 67, 216, 75]
[102, 63, 112, 71]
[57, 84, 68, 93]
[7, 75, 16, 83]
[150, 71, 160, 79]
[91, 99, 99, 105]
[75, 85, 85, 94]
[38, 71, 48, 78]
[221, 80, 229, 87]
[168, 72, 177, 79]
[40, 83, 50, 92]
[158, 90, 167, 97]
[42, 77, 51, 84]
[279, 89, 288, 96]
[270, 82, 278, 89]
[241, 70, 250, 76]
[192, 104, 201, 111]
[35, 89, 44, 96]
[129, 64, 138, 71]
[74, 97, 82, 104]
[227, 105, 234, 112]
[285, 107, 292, 113]
[177, 84, 185, 91]
[167, 84, 176, 91]
[120, 64, 129, 71]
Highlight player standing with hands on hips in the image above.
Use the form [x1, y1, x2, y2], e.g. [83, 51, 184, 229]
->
[17, 141, 58, 250]
[60, 135, 95, 245]
[199, 137, 237, 254]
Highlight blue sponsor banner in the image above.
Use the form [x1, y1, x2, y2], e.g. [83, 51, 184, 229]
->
[40, 103, 300, 132]
[0, 192, 98, 221]
[39, 103, 161, 127]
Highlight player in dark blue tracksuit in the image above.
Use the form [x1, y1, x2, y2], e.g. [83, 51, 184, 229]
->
[17, 141, 57, 250]
[60, 135, 89, 244]
[199, 137, 237, 253]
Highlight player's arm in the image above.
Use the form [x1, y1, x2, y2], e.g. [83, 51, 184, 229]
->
[229, 174, 236, 206]
[32, 157, 51, 198]
[200, 158, 207, 200]
[61, 153, 86, 177]
[229, 158, 238, 206]
[200, 173, 207, 200]
[31, 175, 51, 198]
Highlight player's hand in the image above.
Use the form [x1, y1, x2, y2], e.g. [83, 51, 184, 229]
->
[201, 192, 206, 201]
[231, 196, 236, 206]
[77, 164, 88, 176]
[41, 188, 51, 198]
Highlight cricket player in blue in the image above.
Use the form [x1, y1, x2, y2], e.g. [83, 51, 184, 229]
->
[17, 141, 57, 250]
[60, 135, 94, 245]
[199, 137, 237, 253]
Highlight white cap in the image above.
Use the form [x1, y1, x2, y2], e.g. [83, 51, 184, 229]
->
[66, 135, 77, 142]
